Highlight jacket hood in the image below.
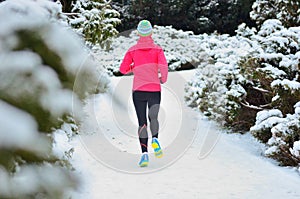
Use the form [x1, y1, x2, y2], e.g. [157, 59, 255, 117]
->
[135, 36, 157, 50]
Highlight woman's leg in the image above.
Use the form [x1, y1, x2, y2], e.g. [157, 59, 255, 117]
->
[133, 91, 148, 153]
[148, 92, 161, 138]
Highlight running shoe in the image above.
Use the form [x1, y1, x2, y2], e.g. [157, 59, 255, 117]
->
[151, 138, 163, 158]
[139, 153, 149, 167]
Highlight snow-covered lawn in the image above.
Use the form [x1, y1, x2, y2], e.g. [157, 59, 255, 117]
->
[71, 70, 300, 199]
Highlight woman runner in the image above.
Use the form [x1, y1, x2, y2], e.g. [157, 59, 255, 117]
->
[119, 20, 168, 167]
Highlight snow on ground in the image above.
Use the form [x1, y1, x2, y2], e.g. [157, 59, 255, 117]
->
[71, 70, 300, 199]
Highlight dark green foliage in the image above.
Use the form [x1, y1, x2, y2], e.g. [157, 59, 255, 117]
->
[273, 86, 300, 115]
[60, 0, 76, 12]
[188, 0, 256, 34]
[252, 127, 273, 144]
[113, 0, 256, 35]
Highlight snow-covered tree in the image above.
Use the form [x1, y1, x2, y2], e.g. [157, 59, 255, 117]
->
[0, 0, 108, 197]
[251, 0, 300, 28]
[69, 0, 120, 47]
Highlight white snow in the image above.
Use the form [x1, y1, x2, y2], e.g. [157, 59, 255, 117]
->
[0, 165, 75, 198]
[70, 70, 300, 199]
[271, 79, 300, 90]
[290, 141, 300, 158]
[226, 84, 246, 98]
[0, 100, 49, 153]
[258, 63, 287, 77]
[255, 109, 283, 124]
[258, 19, 284, 36]
[0, 51, 41, 71]
[279, 57, 298, 70]
[52, 129, 73, 159]
[265, 145, 279, 156]
[251, 116, 287, 134]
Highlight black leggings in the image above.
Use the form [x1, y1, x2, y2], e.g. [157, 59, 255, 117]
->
[133, 91, 161, 153]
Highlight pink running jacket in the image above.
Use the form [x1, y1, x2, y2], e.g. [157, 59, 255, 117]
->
[120, 36, 168, 91]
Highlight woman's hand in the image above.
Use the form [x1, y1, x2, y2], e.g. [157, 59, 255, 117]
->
[160, 77, 164, 84]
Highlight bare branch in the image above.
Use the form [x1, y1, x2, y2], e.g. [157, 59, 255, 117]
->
[240, 101, 263, 110]
[62, 12, 79, 16]
[260, 103, 272, 108]
[253, 86, 271, 93]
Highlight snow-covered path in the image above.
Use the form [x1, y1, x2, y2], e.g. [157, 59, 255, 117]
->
[71, 70, 300, 199]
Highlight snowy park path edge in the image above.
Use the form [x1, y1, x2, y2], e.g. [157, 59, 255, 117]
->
[71, 70, 300, 199]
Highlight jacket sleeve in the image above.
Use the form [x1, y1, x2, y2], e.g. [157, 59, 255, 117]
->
[120, 50, 133, 74]
[158, 49, 168, 83]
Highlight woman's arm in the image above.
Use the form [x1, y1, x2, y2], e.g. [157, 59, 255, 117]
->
[158, 49, 168, 84]
[120, 51, 133, 74]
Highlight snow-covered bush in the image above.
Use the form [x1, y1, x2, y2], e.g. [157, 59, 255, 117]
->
[187, 19, 299, 126]
[186, 18, 300, 165]
[240, 19, 299, 128]
[244, 20, 300, 165]
[0, 0, 107, 197]
[185, 31, 260, 128]
[251, 104, 300, 166]
[251, 0, 300, 28]
[69, 0, 120, 47]
[94, 25, 208, 75]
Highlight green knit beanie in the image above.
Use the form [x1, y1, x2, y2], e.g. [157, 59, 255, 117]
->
[137, 20, 153, 37]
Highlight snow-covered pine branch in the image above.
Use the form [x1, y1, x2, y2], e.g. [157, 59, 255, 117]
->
[68, 0, 121, 47]
[0, 0, 109, 198]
